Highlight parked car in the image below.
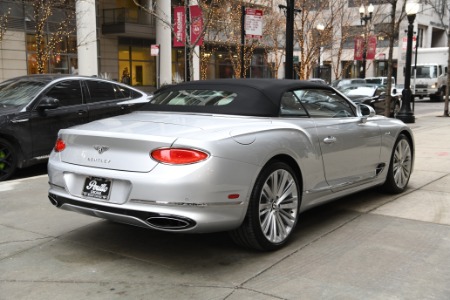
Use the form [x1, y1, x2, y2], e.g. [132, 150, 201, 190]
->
[307, 78, 328, 85]
[365, 76, 396, 87]
[331, 78, 366, 88]
[48, 79, 414, 251]
[0, 74, 149, 181]
[338, 84, 401, 117]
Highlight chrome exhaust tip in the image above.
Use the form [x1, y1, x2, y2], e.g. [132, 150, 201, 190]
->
[146, 214, 195, 230]
[48, 195, 59, 207]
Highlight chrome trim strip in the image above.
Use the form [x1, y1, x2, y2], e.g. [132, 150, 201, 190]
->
[130, 199, 244, 207]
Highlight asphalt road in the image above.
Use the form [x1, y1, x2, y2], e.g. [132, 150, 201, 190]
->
[1, 100, 450, 299]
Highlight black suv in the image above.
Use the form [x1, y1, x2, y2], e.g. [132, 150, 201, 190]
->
[0, 75, 149, 181]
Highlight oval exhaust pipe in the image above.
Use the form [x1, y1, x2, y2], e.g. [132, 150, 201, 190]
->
[48, 195, 59, 207]
[146, 215, 195, 230]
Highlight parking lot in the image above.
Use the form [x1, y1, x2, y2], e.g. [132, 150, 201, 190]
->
[1, 103, 450, 299]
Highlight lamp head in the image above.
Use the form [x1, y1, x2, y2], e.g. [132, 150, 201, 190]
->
[359, 4, 365, 17]
[405, 0, 420, 16]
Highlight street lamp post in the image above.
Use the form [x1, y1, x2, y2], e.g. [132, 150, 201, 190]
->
[316, 23, 325, 79]
[359, 3, 374, 79]
[397, 0, 420, 124]
[279, 0, 301, 79]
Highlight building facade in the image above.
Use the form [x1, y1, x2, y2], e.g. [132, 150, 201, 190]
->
[0, 0, 448, 89]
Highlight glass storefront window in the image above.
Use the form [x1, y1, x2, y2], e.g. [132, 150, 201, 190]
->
[200, 47, 270, 80]
[118, 44, 130, 60]
[119, 38, 156, 87]
[26, 34, 77, 75]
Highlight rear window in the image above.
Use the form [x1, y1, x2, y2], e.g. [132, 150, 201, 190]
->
[150, 90, 238, 107]
[139, 83, 280, 117]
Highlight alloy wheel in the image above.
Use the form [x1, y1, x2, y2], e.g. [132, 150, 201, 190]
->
[258, 169, 299, 244]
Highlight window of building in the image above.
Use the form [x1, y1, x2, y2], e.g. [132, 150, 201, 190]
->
[26, 34, 77, 75]
[118, 38, 156, 87]
[199, 46, 271, 80]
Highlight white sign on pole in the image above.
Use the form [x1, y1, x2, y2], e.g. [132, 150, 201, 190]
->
[151, 44, 160, 56]
[245, 9, 263, 39]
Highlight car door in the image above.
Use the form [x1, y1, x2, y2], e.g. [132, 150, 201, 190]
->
[83, 79, 140, 122]
[30, 79, 87, 159]
[294, 89, 382, 192]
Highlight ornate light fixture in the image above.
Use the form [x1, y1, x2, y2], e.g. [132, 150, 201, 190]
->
[359, 3, 374, 78]
[397, 0, 420, 123]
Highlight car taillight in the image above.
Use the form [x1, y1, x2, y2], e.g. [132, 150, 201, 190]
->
[54, 138, 66, 152]
[151, 148, 209, 165]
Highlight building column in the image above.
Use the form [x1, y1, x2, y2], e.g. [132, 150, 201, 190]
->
[157, 0, 172, 86]
[76, 0, 98, 76]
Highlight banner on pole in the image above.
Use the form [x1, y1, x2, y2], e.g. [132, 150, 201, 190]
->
[190, 5, 204, 46]
[173, 6, 185, 47]
[354, 35, 377, 60]
[173, 6, 204, 47]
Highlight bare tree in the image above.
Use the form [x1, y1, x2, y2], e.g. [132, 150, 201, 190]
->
[0, 7, 11, 42]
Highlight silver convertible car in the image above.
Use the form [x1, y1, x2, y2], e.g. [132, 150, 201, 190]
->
[48, 79, 414, 251]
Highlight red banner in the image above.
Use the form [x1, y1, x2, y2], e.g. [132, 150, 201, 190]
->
[190, 5, 204, 46]
[173, 6, 203, 47]
[354, 36, 364, 61]
[173, 6, 185, 47]
[366, 35, 377, 60]
[354, 35, 377, 60]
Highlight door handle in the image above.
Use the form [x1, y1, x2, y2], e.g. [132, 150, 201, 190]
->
[323, 136, 337, 144]
[77, 110, 87, 116]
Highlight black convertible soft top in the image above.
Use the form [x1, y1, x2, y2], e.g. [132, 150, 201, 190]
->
[141, 79, 335, 117]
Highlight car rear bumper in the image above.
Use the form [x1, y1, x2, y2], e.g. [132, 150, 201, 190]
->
[47, 156, 258, 233]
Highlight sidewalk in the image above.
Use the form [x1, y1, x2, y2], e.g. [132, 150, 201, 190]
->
[0, 114, 449, 300]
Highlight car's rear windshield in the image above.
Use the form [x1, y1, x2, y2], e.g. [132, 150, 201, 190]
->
[139, 86, 279, 116]
[0, 80, 46, 107]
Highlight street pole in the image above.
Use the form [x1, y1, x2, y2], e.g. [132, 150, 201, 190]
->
[285, 0, 294, 79]
[279, 0, 300, 79]
[397, 1, 419, 123]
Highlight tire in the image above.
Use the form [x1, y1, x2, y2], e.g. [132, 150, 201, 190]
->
[0, 138, 18, 181]
[381, 134, 413, 194]
[230, 161, 301, 251]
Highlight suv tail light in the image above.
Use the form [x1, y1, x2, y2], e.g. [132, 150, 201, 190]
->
[54, 138, 66, 152]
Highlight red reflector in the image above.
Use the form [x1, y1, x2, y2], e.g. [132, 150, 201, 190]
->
[151, 148, 208, 165]
[228, 194, 240, 199]
[54, 138, 66, 152]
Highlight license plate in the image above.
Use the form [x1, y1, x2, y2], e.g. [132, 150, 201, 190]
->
[82, 177, 112, 200]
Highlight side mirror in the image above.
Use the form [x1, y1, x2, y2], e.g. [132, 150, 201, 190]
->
[37, 96, 60, 110]
[356, 104, 376, 123]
